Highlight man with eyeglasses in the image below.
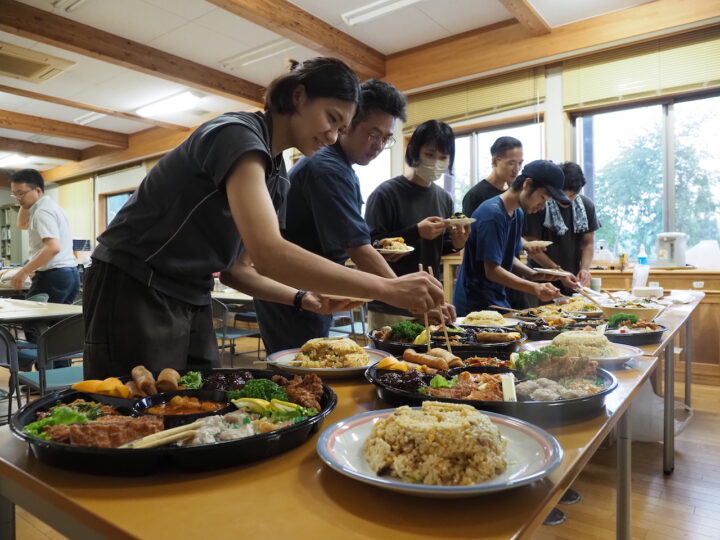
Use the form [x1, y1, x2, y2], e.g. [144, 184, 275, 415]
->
[9, 169, 80, 347]
[254, 79, 407, 353]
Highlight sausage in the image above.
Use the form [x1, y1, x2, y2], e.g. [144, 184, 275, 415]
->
[131, 365, 157, 396]
[428, 348, 463, 367]
[156, 368, 181, 393]
[402, 348, 448, 371]
[125, 381, 146, 399]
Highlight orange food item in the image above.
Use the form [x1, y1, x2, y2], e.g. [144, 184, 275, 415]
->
[146, 395, 224, 415]
[71, 380, 103, 394]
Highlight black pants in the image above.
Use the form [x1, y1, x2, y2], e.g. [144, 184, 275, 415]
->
[254, 299, 332, 355]
[82, 260, 219, 379]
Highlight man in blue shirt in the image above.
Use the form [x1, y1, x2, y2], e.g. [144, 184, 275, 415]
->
[255, 79, 408, 353]
[453, 160, 569, 314]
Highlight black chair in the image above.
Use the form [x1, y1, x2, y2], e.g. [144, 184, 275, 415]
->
[17, 314, 84, 397]
[0, 326, 21, 425]
[211, 299, 262, 367]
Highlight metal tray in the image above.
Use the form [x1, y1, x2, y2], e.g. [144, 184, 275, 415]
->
[10, 369, 337, 475]
[364, 364, 617, 426]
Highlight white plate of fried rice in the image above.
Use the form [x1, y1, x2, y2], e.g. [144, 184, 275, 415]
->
[316, 406, 562, 497]
[267, 346, 392, 379]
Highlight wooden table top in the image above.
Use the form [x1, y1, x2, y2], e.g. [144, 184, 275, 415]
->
[0, 299, 703, 539]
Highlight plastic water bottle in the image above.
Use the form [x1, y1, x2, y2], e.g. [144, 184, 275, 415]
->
[632, 244, 649, 288]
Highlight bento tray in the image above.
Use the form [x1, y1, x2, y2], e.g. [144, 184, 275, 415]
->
[604, 325, 667, 345]
[368, 326, 526, 356]
[10, 369, 337, 475]
[364, 364, 617, 426]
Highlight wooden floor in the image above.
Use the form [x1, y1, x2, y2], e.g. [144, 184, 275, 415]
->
[2, 338, 719, 540]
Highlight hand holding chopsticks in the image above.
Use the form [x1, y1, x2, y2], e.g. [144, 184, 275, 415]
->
[418, 264, 453, 355]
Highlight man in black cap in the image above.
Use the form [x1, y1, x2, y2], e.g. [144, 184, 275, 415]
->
[452, 160, 569, 313]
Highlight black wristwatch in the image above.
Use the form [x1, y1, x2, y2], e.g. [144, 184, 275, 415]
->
[293, 290, 307, 310]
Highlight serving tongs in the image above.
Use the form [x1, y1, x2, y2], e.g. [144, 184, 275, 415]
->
[573, 288, 603, 308]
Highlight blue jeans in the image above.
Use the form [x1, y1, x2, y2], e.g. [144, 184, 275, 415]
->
[28, 266, 80, 304]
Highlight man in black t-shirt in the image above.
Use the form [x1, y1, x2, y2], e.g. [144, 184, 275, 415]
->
[461, 136, 523, 216]
[524, 162, 600, 296]
[255, 80, 407, 353]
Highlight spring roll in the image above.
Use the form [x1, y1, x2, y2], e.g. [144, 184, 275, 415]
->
[402, 348, 448, 371]
[428, 348, 463, 367]
[131, 365, 157, 396]
[156, 368, 181, 392]
[125, 380, 146, 399]
[474, 332, 517, 343]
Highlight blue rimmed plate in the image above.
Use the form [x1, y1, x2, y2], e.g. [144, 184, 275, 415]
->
[316, 407, 563, 498]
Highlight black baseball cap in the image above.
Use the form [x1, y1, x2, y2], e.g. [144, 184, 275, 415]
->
[520, 160, 570, 204]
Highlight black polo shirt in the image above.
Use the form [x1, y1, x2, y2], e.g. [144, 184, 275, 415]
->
[462, 179, 505, 217]
[93, 111, 288, 306]
[282, 142, 370, 263]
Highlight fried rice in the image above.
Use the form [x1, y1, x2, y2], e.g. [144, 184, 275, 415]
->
[292, 337, 369, 368]
[551, 330, 619, 358]
[463, 310, 507, 326]
[363, 401, 507, 486]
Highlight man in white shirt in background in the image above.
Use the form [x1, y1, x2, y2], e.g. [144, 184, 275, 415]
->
[10, 169, 79, 304]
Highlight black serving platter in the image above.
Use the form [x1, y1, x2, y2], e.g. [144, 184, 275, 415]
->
[518, 319, 607, 341]
[368, 326, 526, 356]
[604, 324, 667, 346]
[365, 363, 617, 426]
[10, 369, 337, 475]
[133, 389, 234, 429]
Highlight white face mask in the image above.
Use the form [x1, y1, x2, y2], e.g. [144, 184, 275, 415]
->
[415, 158, 449, 182]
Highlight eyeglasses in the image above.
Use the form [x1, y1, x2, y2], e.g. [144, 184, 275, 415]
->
[10, 190, 32, 199]
[367, 132, 396, 150]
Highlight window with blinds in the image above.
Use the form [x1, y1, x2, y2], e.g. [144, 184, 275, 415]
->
[563, 27, 720, 110]
[405, 68, 545, 131]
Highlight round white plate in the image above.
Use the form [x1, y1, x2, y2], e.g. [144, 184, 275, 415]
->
[444, 217, 476, 226]
[521, 340, 644, 369]
[321, 294, 373, 303]
[266, 347, 391, 378]
[524, 240, 553, 248]
[375, 246, 415, 255]
[317, 408, 562, 498]
[456, 316, 521, 327]
[532, 267, 574, 277]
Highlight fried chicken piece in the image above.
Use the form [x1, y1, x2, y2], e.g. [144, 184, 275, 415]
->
[271, 374, 323, 410]
[45, 416, 164, 448]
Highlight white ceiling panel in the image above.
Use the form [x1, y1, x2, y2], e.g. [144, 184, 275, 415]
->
[71, 72, 186, 113]
[0, 92, 29, 110]
[81, 116, 150, 134]
[192, 9, 280, 48]
[21, 0, 188, 45]
[530, 0, 653, 28]
[416, 1, 512, 34]
[228, 44, 321, 87]
[0, 127, 92, 149]
[140, 0, 216, 21]
[10, 99, 87, 122]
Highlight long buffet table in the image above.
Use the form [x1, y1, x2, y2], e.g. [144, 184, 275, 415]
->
[0, 299, 702, 540]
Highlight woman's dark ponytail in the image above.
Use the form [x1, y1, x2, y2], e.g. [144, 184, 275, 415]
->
[265, 57, 360, 114]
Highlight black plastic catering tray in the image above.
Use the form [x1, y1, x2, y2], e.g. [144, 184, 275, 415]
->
[10, 369, 337, 475]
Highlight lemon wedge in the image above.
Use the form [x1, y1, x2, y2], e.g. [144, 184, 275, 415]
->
[270, 399, 300, 412]
[231, 398, 270, 413]
[413, 329, 429, 345]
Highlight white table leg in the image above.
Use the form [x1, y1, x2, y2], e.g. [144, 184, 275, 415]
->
[616, 408, 631, 540]
[664, 337, 675, 475]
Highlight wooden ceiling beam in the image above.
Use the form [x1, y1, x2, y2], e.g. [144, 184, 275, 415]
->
[41, 126, 194, 183]
[0, 0, 265, 106]
[208, 0, 385, 80]
[0, 136, 81, 161]
[0, 84, 187, 131]
[0, 110, 128, 148]
[386, 0, 720, 91]
[498, 0, 551, 36]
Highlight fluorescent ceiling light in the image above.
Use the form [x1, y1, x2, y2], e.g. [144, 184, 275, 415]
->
[50, 0, 91, 13]
[73, 112, 106, 125]
[136, 91, 201, 118]
[221, 39, 297, 69]
[0, 154, 30, 167]
[341, 0, 426, 26]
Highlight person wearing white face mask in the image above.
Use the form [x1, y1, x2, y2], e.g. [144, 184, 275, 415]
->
[365, 120, 470, 329]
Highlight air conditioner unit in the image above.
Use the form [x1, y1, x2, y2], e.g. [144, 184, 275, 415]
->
[0, 42, 75, 83]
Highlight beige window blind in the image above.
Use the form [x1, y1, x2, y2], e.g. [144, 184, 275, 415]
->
[563, 27, 720, 110]
[405, 68, 545, 131]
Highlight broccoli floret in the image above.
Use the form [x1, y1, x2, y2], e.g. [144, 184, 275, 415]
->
[608, 313, 638, 328]
[226, 379, 288, 402]
[389, 321, 425, 341]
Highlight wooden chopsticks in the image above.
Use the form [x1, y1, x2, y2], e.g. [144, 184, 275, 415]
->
[419, 264, 452, 355]
[120, 420, 204, 449]
[573, 287, 602, 308]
